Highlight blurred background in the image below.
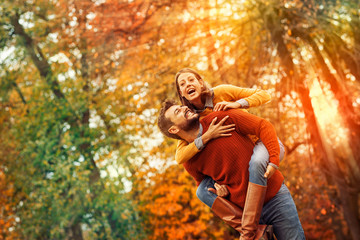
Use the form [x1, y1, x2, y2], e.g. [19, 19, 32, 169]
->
[0, 0, 359, 239]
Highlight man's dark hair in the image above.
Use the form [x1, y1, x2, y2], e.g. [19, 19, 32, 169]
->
[157, 99, 182, 140]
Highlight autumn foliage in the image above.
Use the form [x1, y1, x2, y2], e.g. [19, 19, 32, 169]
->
[0, 170, 18, 240]
[0, 0, 360, 239]
[133, 165, 237, 239]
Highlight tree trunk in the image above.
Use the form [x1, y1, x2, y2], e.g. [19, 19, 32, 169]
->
[295, 30, 360, 172]
[335, 183, 360, 239]
[325, 34, 360, 81]
[70, 222, 84, 240]
[10, 13, 65, 100]
[350, 7, 360, 75]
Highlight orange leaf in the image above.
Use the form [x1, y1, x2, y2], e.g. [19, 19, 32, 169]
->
[321, 208, 326, 215]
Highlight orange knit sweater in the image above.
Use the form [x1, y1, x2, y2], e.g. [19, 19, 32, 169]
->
[183, 109, 283, 207]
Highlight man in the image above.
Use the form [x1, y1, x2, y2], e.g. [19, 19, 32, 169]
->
[157, 100, 305, 240]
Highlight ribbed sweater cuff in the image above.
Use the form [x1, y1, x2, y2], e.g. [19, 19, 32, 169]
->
[269, 157, 279, 168]
[194, 137, 205, 150]
[236, 99, 249, 108]
[269, 162, 279, 169]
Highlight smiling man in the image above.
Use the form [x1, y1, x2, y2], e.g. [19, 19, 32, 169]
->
[157, 100, 305, 240]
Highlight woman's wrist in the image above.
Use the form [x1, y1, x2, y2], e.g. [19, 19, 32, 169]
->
[194, 137, 205, 150]
[201, 131, 211, 145]
[236, 99, 249, 108]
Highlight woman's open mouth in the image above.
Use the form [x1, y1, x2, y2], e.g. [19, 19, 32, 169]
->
[187, 89, 196, 95]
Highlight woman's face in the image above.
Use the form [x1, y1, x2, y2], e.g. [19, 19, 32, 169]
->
[177, 72, 204, 102]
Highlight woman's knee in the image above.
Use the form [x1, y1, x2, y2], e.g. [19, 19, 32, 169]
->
[249, 154, 268, 172]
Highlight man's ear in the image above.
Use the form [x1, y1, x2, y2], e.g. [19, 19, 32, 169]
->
[168, 126, 180, 135]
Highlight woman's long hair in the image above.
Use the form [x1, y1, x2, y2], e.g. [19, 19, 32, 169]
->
[175, 68, 212, 111]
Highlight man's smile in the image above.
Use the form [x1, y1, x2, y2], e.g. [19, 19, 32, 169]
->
[185, 109, 194, 119]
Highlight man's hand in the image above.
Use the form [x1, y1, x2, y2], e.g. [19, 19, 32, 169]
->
[264, 165, 276, 179]
[214, 101, 241, 111]
[201, 116, 235, 144]
[208, 183, 230, 197]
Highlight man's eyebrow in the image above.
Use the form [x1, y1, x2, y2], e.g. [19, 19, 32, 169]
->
[173, 107, 179, 114]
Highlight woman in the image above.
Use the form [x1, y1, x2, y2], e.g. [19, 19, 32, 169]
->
[174, 68, 285, 239]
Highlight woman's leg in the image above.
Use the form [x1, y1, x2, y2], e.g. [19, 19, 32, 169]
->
[249, 138, 285, 186]
[241, 139, 285, 240]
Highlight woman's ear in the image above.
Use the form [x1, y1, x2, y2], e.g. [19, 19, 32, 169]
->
[168, 126, 180, 135]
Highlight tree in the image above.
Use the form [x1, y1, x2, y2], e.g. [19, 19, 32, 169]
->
[0, 0, 168, 238]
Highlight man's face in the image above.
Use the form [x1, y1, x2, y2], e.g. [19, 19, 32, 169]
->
[165, 105, 199, 132]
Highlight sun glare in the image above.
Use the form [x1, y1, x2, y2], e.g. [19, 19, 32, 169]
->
[309, 79, 349, 145]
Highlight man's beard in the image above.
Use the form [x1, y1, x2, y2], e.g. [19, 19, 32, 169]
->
[179, 115, 200, 132]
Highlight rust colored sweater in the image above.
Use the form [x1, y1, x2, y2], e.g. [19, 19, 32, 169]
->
[183, 109, 284, 207]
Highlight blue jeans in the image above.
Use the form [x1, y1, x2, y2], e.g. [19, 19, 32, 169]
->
[249, 139, 285, 186]
[260, 183, 305, 240]
[196, 179, 305, 240]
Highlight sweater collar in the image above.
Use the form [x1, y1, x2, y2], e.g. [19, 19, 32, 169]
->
[194, 88, 214, 113]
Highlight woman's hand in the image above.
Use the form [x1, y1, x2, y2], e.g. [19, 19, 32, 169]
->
[214, 101, 241, 111]
[208, 183, 230, 197]
[201, 116, 235, 144]
[264, 165, 276, 179]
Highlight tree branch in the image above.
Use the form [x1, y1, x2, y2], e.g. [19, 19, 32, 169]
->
[10, 13, 65, 99]
[284, 141, 305, 155]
